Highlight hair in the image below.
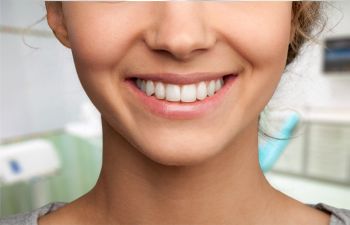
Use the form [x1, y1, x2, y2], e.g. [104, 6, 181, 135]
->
[287, 2, 326, 66]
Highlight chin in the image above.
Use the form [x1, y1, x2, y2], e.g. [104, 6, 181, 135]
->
[136, 134, 224, 167]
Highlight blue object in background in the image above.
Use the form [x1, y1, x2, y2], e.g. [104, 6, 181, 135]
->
[9, 159, 22, 174]
[259, 112, 300, 172]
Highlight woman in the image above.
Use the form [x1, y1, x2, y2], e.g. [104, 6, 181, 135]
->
[1, 2, 350, 225]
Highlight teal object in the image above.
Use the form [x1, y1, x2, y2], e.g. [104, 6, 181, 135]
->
[0, 132, 102, 217]
[259, 112, 300, 172]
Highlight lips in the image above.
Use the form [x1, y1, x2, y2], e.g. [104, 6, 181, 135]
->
[124, 73, 238, 120]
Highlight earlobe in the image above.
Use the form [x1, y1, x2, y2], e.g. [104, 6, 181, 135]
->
[45, 2, 71, 48]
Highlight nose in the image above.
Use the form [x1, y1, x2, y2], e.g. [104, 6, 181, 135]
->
[143, 2, 216, 61]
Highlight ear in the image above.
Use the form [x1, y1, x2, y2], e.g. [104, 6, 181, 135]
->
[45, 2, 71, 48]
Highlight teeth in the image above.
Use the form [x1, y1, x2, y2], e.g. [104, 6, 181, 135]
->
[145, 80, 155, 96]
[166, 84, 181, 102]
[141, 80, 146, 92]
[181, 84, 197, 102]
[196, 81, 207, 100]
[135, 77, 225, 102]
[207, 80, 216, 96]
[215, 79, 223, 91]
[136, 79, 142, 89]
[155, 82, 165, 99]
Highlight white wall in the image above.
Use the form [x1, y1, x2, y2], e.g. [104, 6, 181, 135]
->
[0, 0, 89, 141]
[269, 1, 350, 110]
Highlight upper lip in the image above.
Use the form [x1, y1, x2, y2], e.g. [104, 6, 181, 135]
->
[125, 72, 237, 85]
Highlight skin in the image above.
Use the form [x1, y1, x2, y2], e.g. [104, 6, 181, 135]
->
[41, 2, 331, 225]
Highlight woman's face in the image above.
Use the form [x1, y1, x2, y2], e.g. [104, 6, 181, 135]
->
[59, 2, 292, 165]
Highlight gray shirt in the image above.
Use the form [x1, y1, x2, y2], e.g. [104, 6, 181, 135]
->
[0, 202, 350, 225]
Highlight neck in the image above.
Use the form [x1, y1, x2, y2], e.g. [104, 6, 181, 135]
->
[84, 118, 280, 225]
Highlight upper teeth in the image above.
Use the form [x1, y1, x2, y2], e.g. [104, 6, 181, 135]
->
[136, 78, 224, 102]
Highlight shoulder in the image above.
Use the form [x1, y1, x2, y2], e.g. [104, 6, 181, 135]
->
[309, 203, 350, 225]
[0, 202, 66, 225]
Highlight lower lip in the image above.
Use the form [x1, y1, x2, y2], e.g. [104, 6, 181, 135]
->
[124, 74, 238, 120]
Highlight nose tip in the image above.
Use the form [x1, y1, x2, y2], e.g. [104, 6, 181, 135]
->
[151, 31, 215, 60]
[143, 3, 216, 61]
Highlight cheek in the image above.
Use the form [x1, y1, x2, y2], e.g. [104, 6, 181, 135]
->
[62, 4, 149, 118]
[63, 4, 145, 69]
[69, 24, 130, 69]
[239, 22, 291, 70]
[211, 2, 292, 71]
[236, 21, 291, 115]
[213, 3, 292, 116]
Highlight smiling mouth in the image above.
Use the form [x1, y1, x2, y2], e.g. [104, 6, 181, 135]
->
[127, 74, 235, 103]
[124, 73, 238, 120]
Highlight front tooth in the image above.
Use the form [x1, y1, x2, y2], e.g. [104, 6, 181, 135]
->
[196, 81, 207, 100]
[146, 80, 155, 96]
[181, 84, 197, 102]
[166, 84, 181, 101]
[215, 78, 222, 92]
[207, 80, 216, 96]
[155, 82, 165, 99]
[141, 80, 146, 92]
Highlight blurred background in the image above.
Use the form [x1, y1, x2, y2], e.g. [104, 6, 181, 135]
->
[0, 0, 350, 217]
